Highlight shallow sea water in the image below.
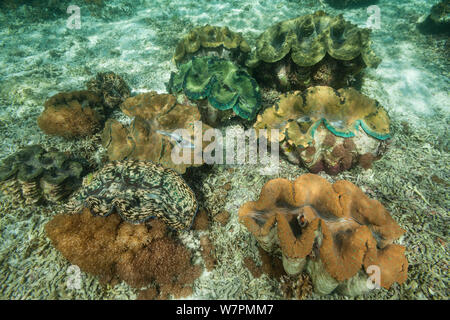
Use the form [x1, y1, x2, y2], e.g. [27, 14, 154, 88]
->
[0, 0, 448, 300]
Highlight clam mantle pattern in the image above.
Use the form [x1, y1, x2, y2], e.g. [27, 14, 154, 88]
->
[65, 160, 198, 230]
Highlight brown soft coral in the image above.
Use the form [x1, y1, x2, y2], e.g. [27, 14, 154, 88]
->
[238, 174, 407, 296]
[46, 208, 202, 298]
[37, 90, 104, 138]
[101, 91, 211, 174]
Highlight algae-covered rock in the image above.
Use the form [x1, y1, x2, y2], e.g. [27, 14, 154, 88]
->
[168, 56, 261, 125]
[174, 25, 251, 66]
[418, 0, 450, 35]
[0, 145, 87, 205]
[247, 11, 381, 91]
[254, 86, 390, 174]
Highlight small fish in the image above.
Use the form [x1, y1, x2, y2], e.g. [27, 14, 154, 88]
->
[272, 120, 287, 129]
[328, 119, 346, 130]
[145, 193, 161, 200]
[296, 116, 311, 123]
[156, 130, 195, 149]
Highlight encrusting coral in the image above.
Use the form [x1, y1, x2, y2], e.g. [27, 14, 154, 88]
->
[37, 90, 105, 138]
[65, 160, 198, 230]
[246, 11, 381, 91]
[173, 25, 251, 66]
[167, 56, 262, 125]
[0, 145, 86, 204]
[101, 91, 211, 174]
[254, 86, 390, 174]
[86, 71, 131, 109]
[238, 174, 408, 296]
[46, 208, 202, 298]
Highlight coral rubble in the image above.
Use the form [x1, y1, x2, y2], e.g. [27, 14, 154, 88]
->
[37, 90, 105, 138]
[280, 273, 313, 300]
[86, 71, 131, 109]
[238, 174, 408, 296]
[167, 56, 261, 125]
[65, 160, 198, 230]
[46, 208, 202, 297]
[200, 235, 217, 271]
[101, 91, 210, 173]
[0, 145, 86, 204]
[173, 25, 251, 66]
[254, 86, 390, 174]
[247, 11, 380, 91]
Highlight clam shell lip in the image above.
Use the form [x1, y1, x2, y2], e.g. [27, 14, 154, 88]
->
[66, 160, 198, 230]
[358, 120, 391, 140]
[324, 119, 391, 140]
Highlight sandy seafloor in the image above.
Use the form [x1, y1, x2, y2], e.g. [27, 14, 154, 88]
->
[0, 0, 448, 300]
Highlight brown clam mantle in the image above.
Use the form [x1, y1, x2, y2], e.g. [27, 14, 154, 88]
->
[238, 174, 408, 296]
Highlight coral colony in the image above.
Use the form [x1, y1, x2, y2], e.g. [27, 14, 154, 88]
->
[1, 1, 448, 300]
